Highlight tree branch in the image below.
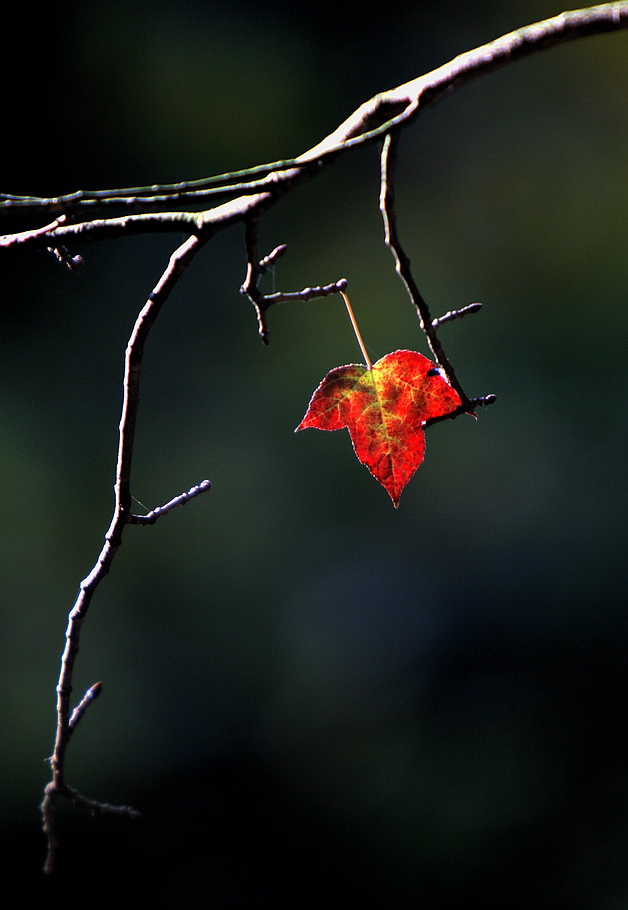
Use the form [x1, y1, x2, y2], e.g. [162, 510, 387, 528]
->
[129, 479, 212, 525]
[40, 233, 209, 873]
[379, 132, 497, 417]
[2, 4, 626, 248]
[9, 2, 624, 873]
[68, 682, 103, 733]
[239, 219, 349, 340]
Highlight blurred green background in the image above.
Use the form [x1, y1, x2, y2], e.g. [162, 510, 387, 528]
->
[2, 0, 627, 905]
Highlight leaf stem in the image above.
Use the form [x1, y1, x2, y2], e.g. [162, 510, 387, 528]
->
[341, 290, 373, 371]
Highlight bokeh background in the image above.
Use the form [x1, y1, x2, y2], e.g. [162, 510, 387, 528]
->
[2, 0, 627, 905]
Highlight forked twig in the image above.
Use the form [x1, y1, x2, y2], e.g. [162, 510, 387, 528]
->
[40, 233, 211, 872]
[240, 219, 348, 341]
[379, 131, 494, 415]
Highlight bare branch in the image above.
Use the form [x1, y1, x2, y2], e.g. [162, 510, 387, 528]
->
[2, 4, 625, 250]
[303, 2, 628, 159]
[239, 220, 348, 342]
[379, 132, 487, 413]
[258, 280, 349, 307]
[0, 160, 307, 217]
[41, 233, 206, 872]
[68, 682, 103, 733]
[258, 244, 288, 271]
[424, 392, 498, 428]
[432, 303, 483, 329]
[42, 779, 141, 875]
[24, 2, 626, 872]
[129, 479, 212, 525]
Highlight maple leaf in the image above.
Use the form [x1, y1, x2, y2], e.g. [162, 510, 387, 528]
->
[296, 350, 462, 506]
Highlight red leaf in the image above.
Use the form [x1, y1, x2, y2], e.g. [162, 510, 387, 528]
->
[296, 350, 461, 506]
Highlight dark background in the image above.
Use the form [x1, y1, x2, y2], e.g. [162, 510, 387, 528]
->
[2, 1, 627, 905]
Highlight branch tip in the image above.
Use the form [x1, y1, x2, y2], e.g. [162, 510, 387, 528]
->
[472, 393, 497, 408]
[432, 302, 483, 328]
[380, 130, 479, 409]
[259, 243, 288, 271]
[68, 681, 103, 731]
[130, 478, 212, 524]
[241, 254, 348, 342]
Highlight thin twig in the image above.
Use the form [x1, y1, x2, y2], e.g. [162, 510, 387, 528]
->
[42, 779, 141, 875]
[432, 302, 483, 329]
[240, 219, 264, 335]
[129, 479, 212, 525]
[259, 281, 349, 306]
[0, 159, 314, 216]
[240, 221, 348, 341]
[379, 132, 485, 413]
[259, 244, 288, 271]
[68, 682, 103, 732]
[41, 233, 206, 873]
[424, 393, 498, 427]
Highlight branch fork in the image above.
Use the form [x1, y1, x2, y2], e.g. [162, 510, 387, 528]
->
[39, 235, 213, 873]
[239, 220, 349, 341]
[379, 132, 495, 416]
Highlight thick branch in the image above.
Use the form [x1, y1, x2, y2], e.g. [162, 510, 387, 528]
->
[2, 4, 626, 247]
